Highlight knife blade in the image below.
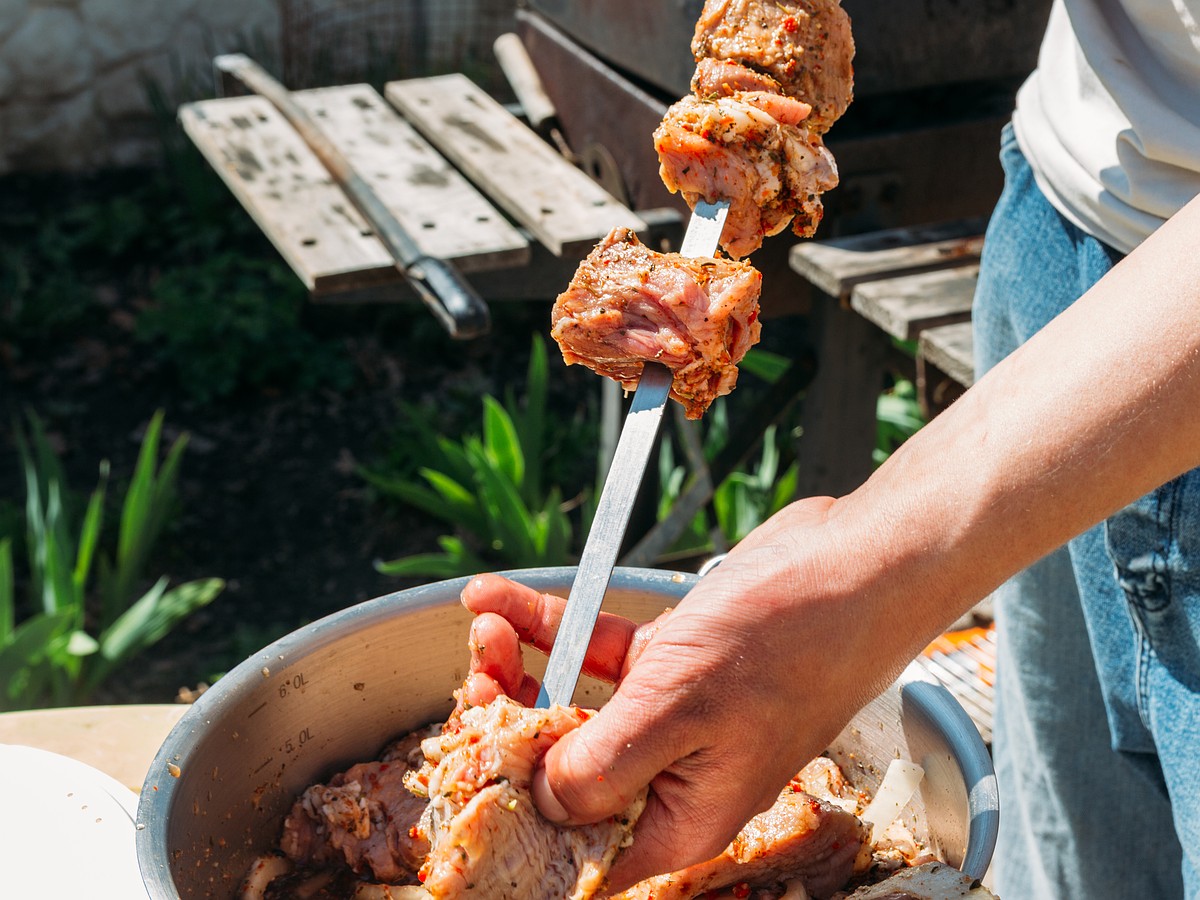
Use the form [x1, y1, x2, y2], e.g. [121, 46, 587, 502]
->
[536, 198, 730, 708]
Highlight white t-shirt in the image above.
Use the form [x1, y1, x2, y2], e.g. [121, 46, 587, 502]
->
[1013, 0, 1200, 254]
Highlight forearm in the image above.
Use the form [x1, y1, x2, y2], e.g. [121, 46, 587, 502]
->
[834, 191, 1200, 638]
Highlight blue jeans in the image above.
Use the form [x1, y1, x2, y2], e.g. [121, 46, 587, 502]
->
[974, 122, 1200, 898]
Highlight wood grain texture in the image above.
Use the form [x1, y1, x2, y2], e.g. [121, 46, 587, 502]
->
[386, 74, 645, 257]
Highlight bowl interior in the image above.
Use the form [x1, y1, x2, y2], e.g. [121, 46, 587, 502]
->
[137, 567, 996, 898]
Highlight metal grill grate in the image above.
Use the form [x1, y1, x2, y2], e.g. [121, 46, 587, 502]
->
[279, 0, 517, 91]
[907, 624, 996, 745]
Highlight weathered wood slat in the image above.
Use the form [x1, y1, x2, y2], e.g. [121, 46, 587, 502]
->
[385, 73, 646, 257]
[181, 85, 533, 298]
[850, 265, 979, 342]
[920, 321, 976, 388]
[290, 84, 530, 275]
[180, 97, 398, 295]
[789, 217, 986, 300]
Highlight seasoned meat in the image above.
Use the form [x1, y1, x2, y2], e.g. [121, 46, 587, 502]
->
[407, 696, 647, 900]
[612, 788, 869, 900]
[692, 57, 785, 96]
[835, 861, 998, 899]
[692, 0, 855, 134]
[550, 227, 762, 418]
[279, 728, 436, 884]
[789, 756, 868, 815]
[655, 92, 838, 258]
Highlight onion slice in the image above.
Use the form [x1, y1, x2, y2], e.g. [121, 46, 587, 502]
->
[860, 759, 925, 845]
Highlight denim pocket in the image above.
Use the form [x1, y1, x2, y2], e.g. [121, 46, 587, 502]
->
[1106, 470, 1200, 691]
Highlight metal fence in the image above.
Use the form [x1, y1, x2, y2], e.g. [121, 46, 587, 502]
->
[279, 0, 517, 91]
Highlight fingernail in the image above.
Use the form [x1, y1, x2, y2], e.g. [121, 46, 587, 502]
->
[532, 766, 570, 823]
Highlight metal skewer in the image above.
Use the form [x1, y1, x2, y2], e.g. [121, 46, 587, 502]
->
[537, 198, 730, 707]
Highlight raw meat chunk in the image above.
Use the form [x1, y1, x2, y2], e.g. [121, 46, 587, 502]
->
[551, 227, 762, 418]
[654, 92, 838, 257]
[406, 696, 647, 900]
[692, 0, 855, 134]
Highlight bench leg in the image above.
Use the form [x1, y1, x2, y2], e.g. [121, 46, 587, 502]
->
[794, 295, 890, 498]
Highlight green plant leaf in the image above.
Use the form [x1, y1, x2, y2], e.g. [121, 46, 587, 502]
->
[512, 335, 548, 501]
[359, 467, 474, 529]
[769, 463, 800, 516]
[0, 610, 74, 711]
[540, 487, 572, 565]
[88, 578, 224, 692]
[432, 435, 478, 488]
[73, 483, 106, 601]
[468, 442, 537, 564]
[0, 539, 13, 644]
[66, 630, 100, 657]
[738, 348, 791, 384]
[419, 468, 489, 536]
[482, 396, 524, 489]
[374, 536, 488, 578]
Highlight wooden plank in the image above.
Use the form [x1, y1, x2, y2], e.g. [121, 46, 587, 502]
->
[385, 74, 646, 257]
[290, 84, 530, 275]
[920, 321, 976, 388]
[850, 265, 979, 342]
[789, 217, 986, 300]
[180, 97, 398, 295]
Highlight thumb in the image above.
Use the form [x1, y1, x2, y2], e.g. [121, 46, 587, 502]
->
[531, 685, 678, 825]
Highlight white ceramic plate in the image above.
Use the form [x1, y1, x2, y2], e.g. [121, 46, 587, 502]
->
[0, 743, 150, 897]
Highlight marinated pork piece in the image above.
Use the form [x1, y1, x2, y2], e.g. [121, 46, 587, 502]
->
[551, 227, 762, 418]
[835, 861, 998, 899]
[654, 92, 838, 258]
[692, 57, 785, 96]
[613, 788, 869, 900]
[790, 756, 866, 814]
[407, 695, 647, 900]
[279, 728, 437, 884]
[692, 0, 855, 134]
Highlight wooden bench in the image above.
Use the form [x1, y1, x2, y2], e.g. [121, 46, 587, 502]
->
[789, 218, 986, 418]
[180, 70, 681, 313]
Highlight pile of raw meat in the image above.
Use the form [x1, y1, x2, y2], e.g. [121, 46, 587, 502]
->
[241, 682, 995, 900]
[551, 0, 854, 419]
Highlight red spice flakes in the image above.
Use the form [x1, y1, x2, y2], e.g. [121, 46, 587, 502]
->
[782, 15, 798, 32]
[732, 883, 752, 899]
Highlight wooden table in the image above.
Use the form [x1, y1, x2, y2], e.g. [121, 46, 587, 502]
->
[0, 704, 187, 792]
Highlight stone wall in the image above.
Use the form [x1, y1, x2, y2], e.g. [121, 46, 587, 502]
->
[0, 0, 516, 175]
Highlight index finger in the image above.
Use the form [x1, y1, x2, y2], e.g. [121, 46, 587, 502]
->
[460, 574, 641, 684]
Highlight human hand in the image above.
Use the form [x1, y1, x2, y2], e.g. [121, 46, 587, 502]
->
[461, 495, 933, 892]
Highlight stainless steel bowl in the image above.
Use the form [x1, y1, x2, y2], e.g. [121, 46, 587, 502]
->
[136, 567, 998, 898]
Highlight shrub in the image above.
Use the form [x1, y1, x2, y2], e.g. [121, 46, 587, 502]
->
[0, 411, 224, 710]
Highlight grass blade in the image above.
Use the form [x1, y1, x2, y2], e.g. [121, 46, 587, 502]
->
[0, 540, 13, 644]
[482, 396, 524, 488]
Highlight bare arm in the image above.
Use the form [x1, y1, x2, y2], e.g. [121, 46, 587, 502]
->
[466, 191, 1200, 891]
